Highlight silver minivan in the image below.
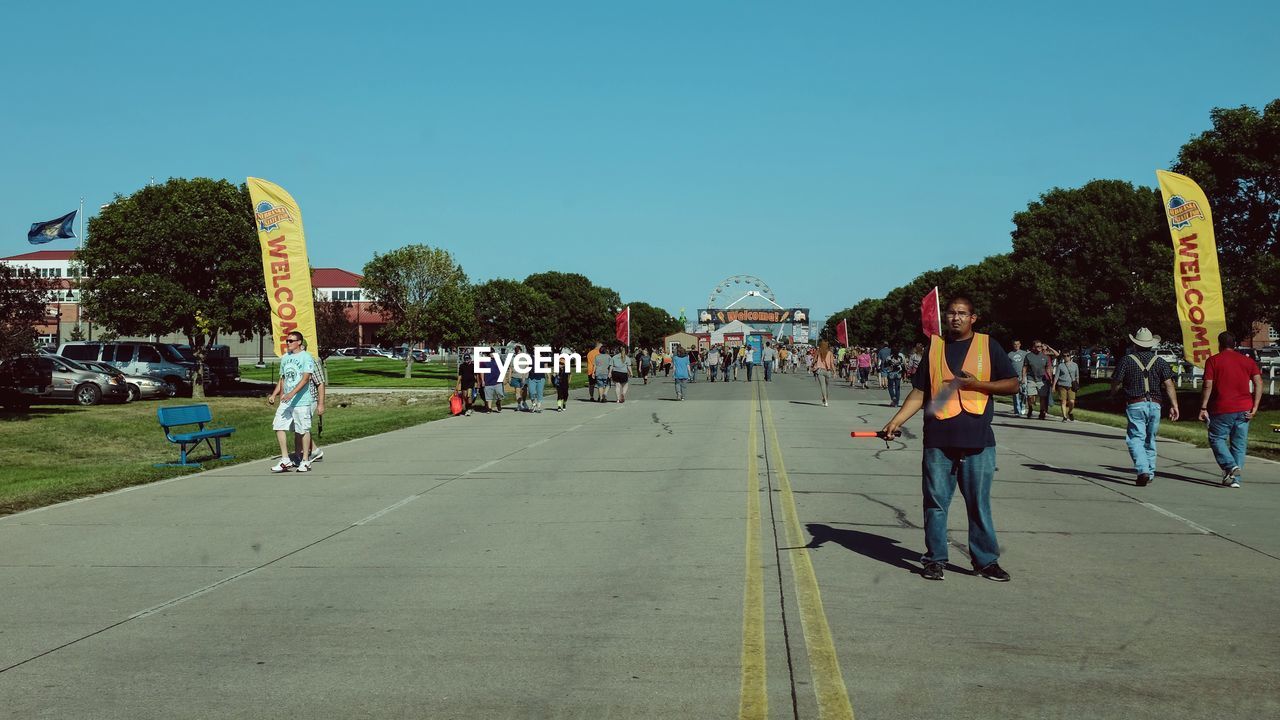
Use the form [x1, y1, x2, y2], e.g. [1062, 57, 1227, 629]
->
[45, 354, 129, 405]
[58, 342, 194, 397]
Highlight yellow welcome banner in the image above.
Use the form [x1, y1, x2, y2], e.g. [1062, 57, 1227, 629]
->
[247, 178, 316, 357]
[1155, 170, 1227, 368]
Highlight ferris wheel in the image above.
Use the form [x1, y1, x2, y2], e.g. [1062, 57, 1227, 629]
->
[706, 275, 779, 309]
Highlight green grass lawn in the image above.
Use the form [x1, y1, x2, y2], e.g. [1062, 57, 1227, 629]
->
[1003, 380, 1280, 460]
[241, 358, 598, 391]
[0, 393, 449, 516]
[0, 369, 601, 515]
[240, 357, 457, 387]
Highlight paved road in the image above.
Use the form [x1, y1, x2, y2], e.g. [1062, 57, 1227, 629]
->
[2, 371, 1277, 719]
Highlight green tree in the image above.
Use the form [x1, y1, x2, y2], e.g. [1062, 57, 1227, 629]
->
[472, 279, 556, 347]
[0, 265, 55, 362]
[1172, 99, 1280, 335]
[523, 271, 621, 350]
[627, 301, 681, 349]
[314, 296, 359, 361]
[425, 283, 480, 351]
[360, 244, 472, 379]
[79, 178, 268, 398]
[1007, 180, 1174, 348]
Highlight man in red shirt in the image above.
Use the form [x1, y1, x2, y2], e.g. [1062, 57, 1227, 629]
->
[1198, 331, 1263, 488]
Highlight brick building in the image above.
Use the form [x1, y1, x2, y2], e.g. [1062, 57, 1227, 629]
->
[0, 251, 386, 359]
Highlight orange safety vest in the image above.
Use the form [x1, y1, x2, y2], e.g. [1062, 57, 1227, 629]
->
[929, 333, 991, 419]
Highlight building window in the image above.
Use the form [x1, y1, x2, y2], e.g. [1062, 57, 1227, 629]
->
[331, 290, 362, 302]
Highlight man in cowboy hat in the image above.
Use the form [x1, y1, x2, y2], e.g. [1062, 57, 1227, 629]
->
[1110, 327, 1180, 486]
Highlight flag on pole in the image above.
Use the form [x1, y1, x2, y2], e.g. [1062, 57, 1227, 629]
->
[836, 318, 849, 347]
[921, 286, 941, 337]
[27, 211, 78, 244]
[247, 178, 317, 357]
[615, 306, 630, 347]
[1155, 169, 1227, 368]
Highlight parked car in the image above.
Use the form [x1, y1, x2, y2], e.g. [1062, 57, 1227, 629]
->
[0, 355, 55, 409]
[336, 346, 392, 358]
[79, 360, 168, 401]
[46, 355, 129, 405]
[392, 346, 428, 362]
[58, 341, 194, 397]
[1256, 346, 1280, 370]
[172, 344, 241, 392]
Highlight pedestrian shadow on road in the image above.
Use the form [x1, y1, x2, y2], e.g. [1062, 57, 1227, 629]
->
[1023, 463, 1133, 486]
[992, 421, 1123, 441]
[1101, 465, 1222, 488]
[788, 401, 824, 406]
[802, 523, 951, 577]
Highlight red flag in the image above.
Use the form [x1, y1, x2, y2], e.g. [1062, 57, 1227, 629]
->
[615, 306, 630, 346]
[921, 286, 941, 338]
[836, 318, 849, 347]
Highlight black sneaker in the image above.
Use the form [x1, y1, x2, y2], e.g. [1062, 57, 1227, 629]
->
[976, 563, 1011, 582]
[921, 561, 945, 581]
[1136, 473, 1151, 487]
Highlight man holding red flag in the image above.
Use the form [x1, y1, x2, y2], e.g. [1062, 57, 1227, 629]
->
[883, 295, 1020, 583]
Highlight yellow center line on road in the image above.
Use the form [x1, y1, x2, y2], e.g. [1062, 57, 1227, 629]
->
[760, 383, 856, 720]
[739, 383, 767, 719]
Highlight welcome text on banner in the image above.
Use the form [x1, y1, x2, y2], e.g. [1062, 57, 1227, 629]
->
[1155, 169, 1227, 368]
[247, 177, 317, 357]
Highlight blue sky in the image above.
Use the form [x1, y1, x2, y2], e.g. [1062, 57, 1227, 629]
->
[3, 1, 1276, 327]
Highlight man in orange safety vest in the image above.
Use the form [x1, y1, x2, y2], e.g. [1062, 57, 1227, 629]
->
[882, 296, 1021, 583]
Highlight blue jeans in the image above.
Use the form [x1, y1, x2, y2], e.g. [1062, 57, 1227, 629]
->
[1208, 411, 1250, 481]
[922, 446, 999, 568]
[674, 378, 687, 398]
[763, 360, 772, 381]
[1012, 390, 1025, 416]
[1124, 401, 1162, 475]
[745, 362, 754, 381]
[887, 375, 901, 406]
[526, 378, 545, 406]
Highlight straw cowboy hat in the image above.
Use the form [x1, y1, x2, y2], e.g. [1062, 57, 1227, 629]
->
[1128, 327, 1161, 348]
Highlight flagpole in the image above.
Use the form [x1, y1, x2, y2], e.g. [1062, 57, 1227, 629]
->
[75, 197, 85, 335]
[933, 286, 941, 336]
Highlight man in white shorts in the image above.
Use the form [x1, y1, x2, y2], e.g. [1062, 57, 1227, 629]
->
[268, 331, 317, 473]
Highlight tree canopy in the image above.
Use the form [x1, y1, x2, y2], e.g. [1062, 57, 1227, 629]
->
[360, 244, 473, 378]
[472, 279, 556, 348]
[0, 265, 55, 362]
[627, 301, 682, 348]
[79, 177, 267, 395]
[523, 271, 621, 350]
[313, 296, 358, 361]
[825, 99, 1280, 354]
[1172, 99, 1280, 335]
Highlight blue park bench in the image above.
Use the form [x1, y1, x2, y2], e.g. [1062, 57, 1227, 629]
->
[156, 404, 236, 468]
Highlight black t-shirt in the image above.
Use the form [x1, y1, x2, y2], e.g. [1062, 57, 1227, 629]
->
[458, 361, 476, 389]
[911, 335, 1017, 449]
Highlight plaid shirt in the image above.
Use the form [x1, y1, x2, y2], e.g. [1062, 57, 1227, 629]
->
[309, 359, 327, 398]
[1112, 349, 1173, 400]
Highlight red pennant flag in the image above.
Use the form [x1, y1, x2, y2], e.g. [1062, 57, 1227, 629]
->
[836, 318, 849, 347]
[921, 286, 941, 338]
[615, 306, 630, 346]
